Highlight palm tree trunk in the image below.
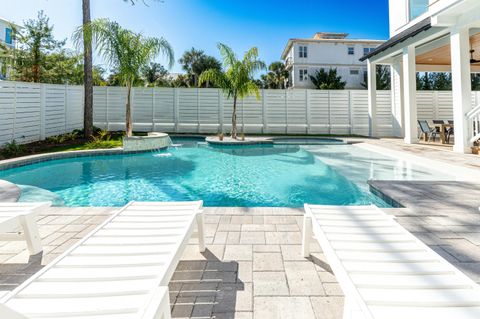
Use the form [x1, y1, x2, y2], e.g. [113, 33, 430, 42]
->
[82, 0, 94, 138]
[231, 95, 237, 139]
[126, 81, 133, 137]
[32, 49, 40, 82]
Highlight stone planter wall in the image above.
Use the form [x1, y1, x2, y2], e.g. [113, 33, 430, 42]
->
[122, 132, 171, 152]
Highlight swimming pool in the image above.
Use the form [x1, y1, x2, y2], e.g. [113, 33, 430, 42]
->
[0, 137, 453, 207]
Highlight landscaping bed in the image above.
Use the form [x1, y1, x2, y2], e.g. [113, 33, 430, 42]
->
[0, 130, 126, 160]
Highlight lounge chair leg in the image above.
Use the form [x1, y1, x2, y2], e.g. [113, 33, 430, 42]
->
[196, 213, 206, 253]
[302, 215, 312, 258]
[18, 214, 42, 255]
[161, 296, 172, 319]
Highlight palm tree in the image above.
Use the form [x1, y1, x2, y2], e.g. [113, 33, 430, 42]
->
[73, 19, 174, 137]
[199, 43, 265, 139]
[81, 0, 160, 139]
[261, 61, 288, 89]
[82, 0, 93, 138]
[179, 48, 205, 87]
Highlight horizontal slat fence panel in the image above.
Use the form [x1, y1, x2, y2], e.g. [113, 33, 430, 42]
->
[0, 81, 83, 147]
[376, 91, 394, 137]
[2, 81, 480, 147]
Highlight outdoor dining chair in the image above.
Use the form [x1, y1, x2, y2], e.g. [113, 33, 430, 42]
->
[418, 120, 437, 142]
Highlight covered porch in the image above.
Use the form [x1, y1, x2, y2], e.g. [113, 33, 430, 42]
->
[363, 0, 480, 153]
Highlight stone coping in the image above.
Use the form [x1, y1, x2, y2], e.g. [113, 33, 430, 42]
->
[205, 136, 348, 146]
[0, 179, 21, 202]
[0, 147, 166, 171]
[368, 181, 404, 208]
[206, 136, 273, 145]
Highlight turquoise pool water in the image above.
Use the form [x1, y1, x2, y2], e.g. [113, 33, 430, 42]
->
[0, 138, 450, 207]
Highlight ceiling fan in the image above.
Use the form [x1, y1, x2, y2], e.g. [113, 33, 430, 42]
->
[471, 49, 480, 64]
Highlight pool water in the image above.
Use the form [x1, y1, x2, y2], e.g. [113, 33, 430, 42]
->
[0, 138, 452, 207]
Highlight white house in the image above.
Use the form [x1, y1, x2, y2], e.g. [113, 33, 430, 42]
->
[0, 17, 15, 48]
[281, 32, 384, 89]
[0, 16, 18, 79]
[363, 0, 480, 153]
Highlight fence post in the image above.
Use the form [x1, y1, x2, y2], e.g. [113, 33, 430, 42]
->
[262, 90, 267, 133]
[328, 90, 331, 135]
[218, 89, 223, 133]
[105, 87, 109, 131]
[433, 91, 439, 119]
[285, 89, 288, 134]
[197, 88, 200, 133]
[12, 82, 17, 142]
[174, 88, 179, 133]
[39, 84, 46, 140]
[64, 83, 68, 133]
[306, 89, 310, 135]
[348, 90, 353, 135]
[241, 97, 245, 134]
[131, 87, 135, 132]
[152, 87, 155, 131]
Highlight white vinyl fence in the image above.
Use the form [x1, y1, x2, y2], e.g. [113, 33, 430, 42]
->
[0, 81, 83, 146]
[92, 87, 393, 137]
[2, 80, 480, 147]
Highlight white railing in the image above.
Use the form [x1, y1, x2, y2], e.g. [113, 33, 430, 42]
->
[467, 104, 480, 143]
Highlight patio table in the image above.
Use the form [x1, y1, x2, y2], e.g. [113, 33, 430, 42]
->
[434, 123, 453, 144]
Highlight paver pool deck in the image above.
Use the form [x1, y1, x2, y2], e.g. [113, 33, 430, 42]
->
[1, 202, 479, 319]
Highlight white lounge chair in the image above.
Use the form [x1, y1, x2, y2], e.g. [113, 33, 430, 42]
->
[0, 201, 205, 319]
[302, 204, 480, 319]
[0, 202, 51, 256]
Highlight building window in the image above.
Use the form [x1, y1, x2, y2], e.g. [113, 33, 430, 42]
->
[348, 47, 355, 55]
[5, 28, 12, 45]
[409, 0, 429, 21]
[350, 69, 359, 75]
[363, 47, 375, 56]
[299, 69, 308, 82]
[299, 45, 308, 58]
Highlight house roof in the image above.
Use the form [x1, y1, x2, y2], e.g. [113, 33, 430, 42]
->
[280, 36, 385, 60]
[359, 17, 432, 62]
[0, 16, 21, 28]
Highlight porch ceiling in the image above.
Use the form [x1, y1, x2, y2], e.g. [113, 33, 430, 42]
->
[416, 32, 480, 66]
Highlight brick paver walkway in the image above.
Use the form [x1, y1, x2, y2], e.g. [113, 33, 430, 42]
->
[0, 206, 344, 319]
[1, 203, 479, 318]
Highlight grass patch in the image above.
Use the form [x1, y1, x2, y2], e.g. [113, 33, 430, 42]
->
[48, 137, 123, 152]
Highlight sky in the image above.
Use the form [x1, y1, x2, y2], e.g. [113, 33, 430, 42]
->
[2, 0, 390, 74]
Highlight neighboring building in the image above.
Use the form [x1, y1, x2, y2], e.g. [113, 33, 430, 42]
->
[281, 32, 384, 89]
[0, 16, 19, 80]
[362, 0, 480, 153]
[0, 17, 16, 49]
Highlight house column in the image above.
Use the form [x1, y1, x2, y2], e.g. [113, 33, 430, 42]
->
[402, 45, 418, 144]
[367, 59, 377, 137]
[450, 27, 472, 153]
[391, 61, 404, 137]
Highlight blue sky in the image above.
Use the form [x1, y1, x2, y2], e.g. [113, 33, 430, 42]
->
[4, 0, 390, 73]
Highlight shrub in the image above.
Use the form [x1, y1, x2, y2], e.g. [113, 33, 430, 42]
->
[45, 131, 81, 144]
[1, 140, 27, 158]
[84, 130, 120, 149]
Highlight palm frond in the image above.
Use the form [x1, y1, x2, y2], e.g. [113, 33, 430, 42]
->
[199, 69, 228, 90]
[217, 43, 236, 70]
[73, 18, 174, 83]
